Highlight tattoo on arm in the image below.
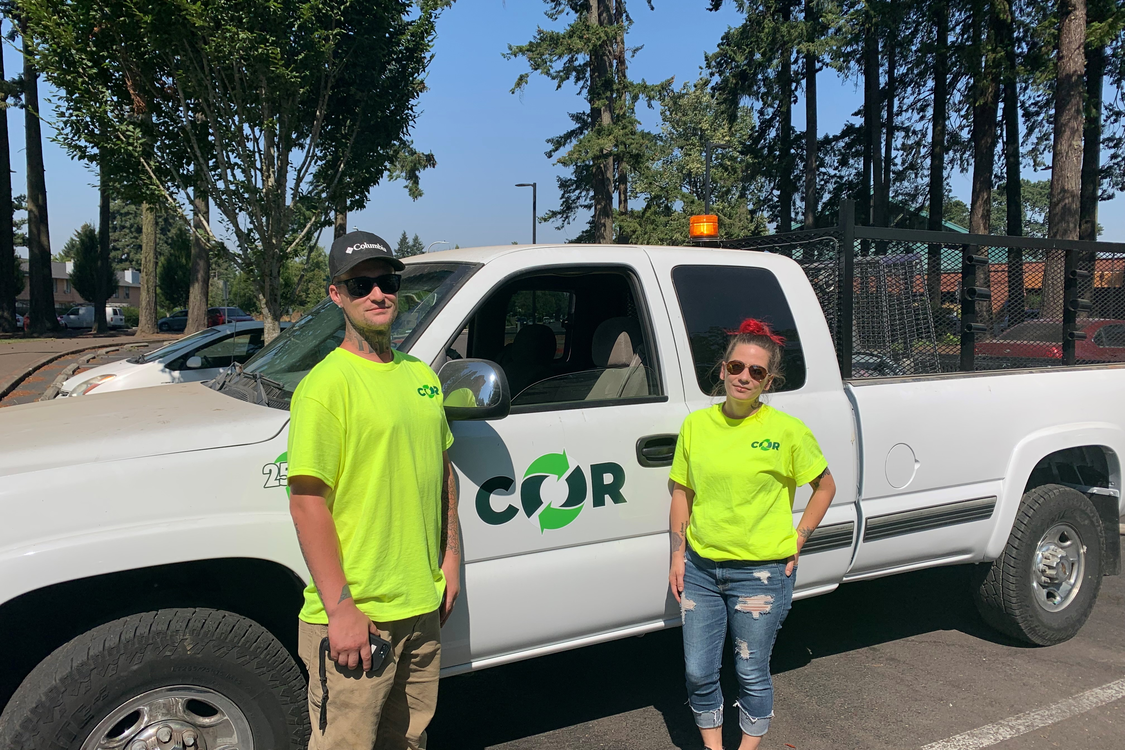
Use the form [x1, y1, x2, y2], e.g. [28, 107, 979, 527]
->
[338, 584, 352, 604]
[797, 526, 814, 541]
[669, 522, 686, 557]
[809, 466, 831, 491]
[441, 461, 461, 559]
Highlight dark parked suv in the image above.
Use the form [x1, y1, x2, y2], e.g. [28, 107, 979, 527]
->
[156, 309, 188, 332]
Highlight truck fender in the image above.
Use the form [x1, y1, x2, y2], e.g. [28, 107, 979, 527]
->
[0, 512, 307, 606]
[987, 422, 1125, 559]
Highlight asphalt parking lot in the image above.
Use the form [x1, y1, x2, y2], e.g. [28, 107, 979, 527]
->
[428, 538, 1125, 750]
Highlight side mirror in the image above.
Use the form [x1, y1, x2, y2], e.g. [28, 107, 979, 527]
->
[185, 356, 203, 369]
[438, 359, 511, 421]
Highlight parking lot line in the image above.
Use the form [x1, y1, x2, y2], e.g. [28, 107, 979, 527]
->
[921, 678, 1125, 750]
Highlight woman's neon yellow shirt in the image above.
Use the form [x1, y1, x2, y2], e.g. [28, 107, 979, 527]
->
[288, 347, 454, 624]
[670, 403, 827, 562]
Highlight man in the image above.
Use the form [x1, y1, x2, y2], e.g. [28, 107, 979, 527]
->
[288, 230, 460, 750]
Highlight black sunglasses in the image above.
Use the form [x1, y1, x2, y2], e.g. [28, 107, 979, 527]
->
[724, 360, 769, 381]
[337, 274, 401, 298]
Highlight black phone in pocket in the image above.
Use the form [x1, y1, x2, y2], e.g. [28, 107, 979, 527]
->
[367, 632, 392, 671]
[317, 633, 394, 730]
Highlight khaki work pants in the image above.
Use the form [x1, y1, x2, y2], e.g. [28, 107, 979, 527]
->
[298, 610, 441, 750]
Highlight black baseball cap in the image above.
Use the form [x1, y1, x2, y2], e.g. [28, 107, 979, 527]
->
[329, 230, 404, 280]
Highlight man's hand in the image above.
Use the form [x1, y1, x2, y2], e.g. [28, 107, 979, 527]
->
[328, 600, 378, 671]
[440, 559, 460, 626]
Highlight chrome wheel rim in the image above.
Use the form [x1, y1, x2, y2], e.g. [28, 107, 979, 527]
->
[80, 685, 253, 750]
[1032, 522, 1086, 612]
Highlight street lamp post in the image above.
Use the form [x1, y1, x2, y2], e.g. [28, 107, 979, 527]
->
[515, 182, 537, 244]
[424, 240, 449, 253]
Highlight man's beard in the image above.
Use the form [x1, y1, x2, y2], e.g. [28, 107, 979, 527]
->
[343, 305, 395, 356]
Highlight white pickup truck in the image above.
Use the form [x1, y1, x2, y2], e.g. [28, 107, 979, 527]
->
[1, 243, 1121, 750]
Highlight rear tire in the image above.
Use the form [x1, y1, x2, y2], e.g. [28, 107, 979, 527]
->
[972, 484, 1104, 645]
[0, 608, 309, 750]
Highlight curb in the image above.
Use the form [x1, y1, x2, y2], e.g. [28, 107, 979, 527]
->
[0, 340, 165, 403]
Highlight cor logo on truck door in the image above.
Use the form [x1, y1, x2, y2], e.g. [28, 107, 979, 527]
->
[476, 451, 626, 532]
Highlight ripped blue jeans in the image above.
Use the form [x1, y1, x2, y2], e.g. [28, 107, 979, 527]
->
[681, 547, 794, 738]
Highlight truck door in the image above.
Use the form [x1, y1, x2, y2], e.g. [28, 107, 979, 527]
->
[418, 248, 690, 668]
[646, 250, 859, 597]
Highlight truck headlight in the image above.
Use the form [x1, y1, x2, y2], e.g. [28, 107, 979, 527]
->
[69, 374, 116, 396]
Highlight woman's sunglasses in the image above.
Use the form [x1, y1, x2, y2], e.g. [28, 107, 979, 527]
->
[724, 360, 770, 381]
[337, 273, 402, 298]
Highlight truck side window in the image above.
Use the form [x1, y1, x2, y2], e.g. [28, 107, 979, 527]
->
[672, 265, 807, 394]
[448, 267, 664, 410]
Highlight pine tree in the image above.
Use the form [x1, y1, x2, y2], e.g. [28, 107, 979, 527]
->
[158, 224, 191, 310]
[507, 1, 668, 242]
[0, 43, 15, 332]
[66, 224, 118, 304]
[617, 77, 767, 244]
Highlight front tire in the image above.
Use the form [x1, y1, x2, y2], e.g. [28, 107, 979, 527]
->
[0, 608, 309, 750]
[972, 484, 1104, 645]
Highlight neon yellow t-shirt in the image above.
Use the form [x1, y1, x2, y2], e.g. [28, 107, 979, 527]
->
[288, 347, 454, 624]
[669, 404, 827, 562]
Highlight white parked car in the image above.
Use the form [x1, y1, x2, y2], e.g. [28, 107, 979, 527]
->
[59, 305, 127, 329]
[0, 244, 1121, 749]
[59, 321, 276, 397]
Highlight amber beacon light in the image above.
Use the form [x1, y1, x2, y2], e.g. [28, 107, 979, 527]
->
[688, 214, 719, 240]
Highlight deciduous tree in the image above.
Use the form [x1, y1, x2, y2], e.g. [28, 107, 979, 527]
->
[23, 0, 446, 341]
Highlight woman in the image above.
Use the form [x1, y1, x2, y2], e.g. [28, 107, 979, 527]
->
[668, 319, 836, 750]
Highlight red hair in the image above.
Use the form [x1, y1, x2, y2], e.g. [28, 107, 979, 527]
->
[734, 318, 786, 347]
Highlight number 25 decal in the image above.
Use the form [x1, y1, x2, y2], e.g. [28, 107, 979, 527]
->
[262, 451, 289, 496]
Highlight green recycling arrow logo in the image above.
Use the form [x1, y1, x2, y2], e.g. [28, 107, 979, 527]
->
[520, 451, 588, 532]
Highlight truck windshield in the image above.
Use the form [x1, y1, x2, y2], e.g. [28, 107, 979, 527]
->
[222, 262, 477, 402]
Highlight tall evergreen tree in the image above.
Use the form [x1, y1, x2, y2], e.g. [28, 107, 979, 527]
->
[21, 21, 55, 333]
[617, 77, 767, 244]
[1044, 0, 1087, 319]
[507, 1, 667, 242]
[65, 223, 118, 304]
[709, 0, 806, 231]
[0, 37, 15, 332]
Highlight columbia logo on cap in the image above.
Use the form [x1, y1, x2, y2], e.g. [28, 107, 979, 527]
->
[345, 241, 388, 254]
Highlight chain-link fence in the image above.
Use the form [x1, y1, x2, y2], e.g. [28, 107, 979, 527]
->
[708, 219, 1125, 380]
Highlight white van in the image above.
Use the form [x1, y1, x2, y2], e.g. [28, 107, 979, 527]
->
[60, 305, 126, 329]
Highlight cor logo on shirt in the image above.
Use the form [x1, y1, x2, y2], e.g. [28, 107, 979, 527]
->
[751, 439, 781, 451]
[417, 385, 439, 398]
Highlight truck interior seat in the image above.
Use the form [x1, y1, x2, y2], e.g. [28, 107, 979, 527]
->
[585, 317, 648, 400]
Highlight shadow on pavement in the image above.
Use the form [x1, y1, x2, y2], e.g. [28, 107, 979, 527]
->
[428, 564, 1019, 749]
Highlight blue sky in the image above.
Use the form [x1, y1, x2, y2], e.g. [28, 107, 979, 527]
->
[5, 0, 1123, 257]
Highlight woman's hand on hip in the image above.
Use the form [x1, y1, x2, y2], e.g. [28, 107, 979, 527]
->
[785, 551, 799, 577]
[669, 554, 686, 602]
